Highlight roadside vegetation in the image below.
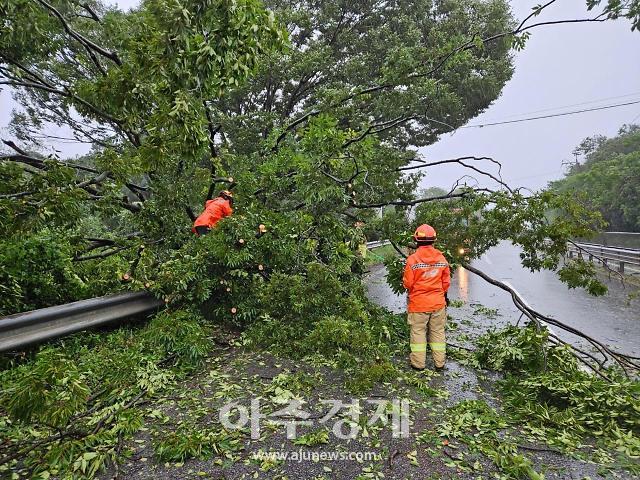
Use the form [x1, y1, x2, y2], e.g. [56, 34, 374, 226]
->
[549, 124, 640, 233]
[364, 245, 398, 266]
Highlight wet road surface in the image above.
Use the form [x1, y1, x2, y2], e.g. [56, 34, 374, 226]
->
[367, 242, 640, 357]
[365, 244, 640, 479]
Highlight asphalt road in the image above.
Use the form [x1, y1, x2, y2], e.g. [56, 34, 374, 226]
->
[367, 242, 640, 357]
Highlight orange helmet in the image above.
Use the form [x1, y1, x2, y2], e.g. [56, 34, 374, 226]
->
[413, 224, 436, 242]
[219, 190, 234, 205]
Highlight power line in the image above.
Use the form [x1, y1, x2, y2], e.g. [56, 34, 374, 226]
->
[509, 169, 564, 182]
[462, 100, 640, 128]
[476, 91, 640, 122]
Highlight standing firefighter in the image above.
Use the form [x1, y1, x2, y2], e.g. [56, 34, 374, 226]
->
[402, 224, 451, 371]
[192, 190, 234, 236]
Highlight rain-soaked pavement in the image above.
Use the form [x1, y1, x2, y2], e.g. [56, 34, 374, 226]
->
[365, 242, 639, 479]
[367, 242, 640, 357]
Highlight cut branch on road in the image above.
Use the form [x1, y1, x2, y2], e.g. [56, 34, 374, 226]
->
[461, 262, 640, 378]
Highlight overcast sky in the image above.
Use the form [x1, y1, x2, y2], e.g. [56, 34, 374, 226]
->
[1, 0, 639, 192]
[424, 1, 640, 192]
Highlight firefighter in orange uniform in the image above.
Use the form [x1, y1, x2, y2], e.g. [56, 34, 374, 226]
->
[402, 224, 451, 371]
[192, 190, 234, 236]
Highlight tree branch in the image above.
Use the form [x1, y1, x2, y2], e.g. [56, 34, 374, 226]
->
[203, 102, 220, 160]
[342, 116, 415, 149]
[80, 2, 101, 23]
[272, 109, 320, 151]
[185, 206, 196, 222]
[73, 245, 130, 261]
[0, 79, 127, 130]
[0, 191, 36, 200]
[203, 103, 225, 200]
[566, 239, 626, 283]
[353, 188, 491, 209]
[2, 139, 147, 197]
[0, 54, 140, 145]
[0, 53, 56, 87]
[390, 240, 407, 258]
[462, 262, 640, 377]
[516, 0, 557, 32]
[75, 170, 110, 188]
[397, 156, 513, 192]
[35, 0, 121, 65]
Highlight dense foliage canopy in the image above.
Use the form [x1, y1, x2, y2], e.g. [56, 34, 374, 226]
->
[0, 0, 620, 317]
[550, 124, 640, 232]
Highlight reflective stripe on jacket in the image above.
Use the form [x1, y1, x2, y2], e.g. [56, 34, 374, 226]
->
[192, 197, 233, 230]
[402, 246, 451, 312]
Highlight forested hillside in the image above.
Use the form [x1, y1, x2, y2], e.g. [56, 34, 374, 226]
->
[550, 124, 640, 232]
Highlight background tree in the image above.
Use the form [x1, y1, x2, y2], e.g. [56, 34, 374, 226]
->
[550, 124, 640, 232]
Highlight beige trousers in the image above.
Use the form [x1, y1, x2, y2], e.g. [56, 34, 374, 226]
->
[407, 307, 446, 369]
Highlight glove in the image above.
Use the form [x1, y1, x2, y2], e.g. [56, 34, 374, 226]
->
[445, 293, 450, 307]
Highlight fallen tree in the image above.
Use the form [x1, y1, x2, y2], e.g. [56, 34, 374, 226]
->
[1, 0, 640, 477]
[0, 0, 627, 319]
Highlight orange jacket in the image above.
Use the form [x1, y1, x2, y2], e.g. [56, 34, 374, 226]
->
[402, 246, 451, 312]
[192, 197, 233, 230]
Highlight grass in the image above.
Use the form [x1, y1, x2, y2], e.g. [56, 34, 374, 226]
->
[365, 244, 399, 265]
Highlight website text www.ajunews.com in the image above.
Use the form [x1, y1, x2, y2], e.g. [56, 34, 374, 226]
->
[252, 449, 381, 463]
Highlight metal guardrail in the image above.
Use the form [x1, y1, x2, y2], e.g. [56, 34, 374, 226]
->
[568, 242, 640, 275]
[578, 232, 640, 250]
[0, 291, 163, 353]
[366, 240, 391, 249]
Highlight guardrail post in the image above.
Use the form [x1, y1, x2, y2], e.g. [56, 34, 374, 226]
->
[568, 250, 573, 259]
[619, 261, 625, 274]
